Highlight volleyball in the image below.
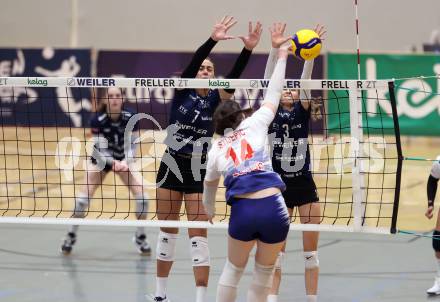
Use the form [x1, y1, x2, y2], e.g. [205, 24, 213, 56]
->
[291, 29, 322, 60]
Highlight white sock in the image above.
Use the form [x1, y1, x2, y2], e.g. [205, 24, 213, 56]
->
[69, 225, 79, 234]
[217, 285, 238, 302]
[196, 286, 207, 302]
[267, 294, 278, 302]
[247, 263, 274, 302]
[247, 284, 269, 302]
[155, 277, 168, 298]
[306, 295, 317, 302]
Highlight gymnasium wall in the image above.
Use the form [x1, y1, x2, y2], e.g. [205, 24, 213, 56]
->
[1, 0, 440, 53]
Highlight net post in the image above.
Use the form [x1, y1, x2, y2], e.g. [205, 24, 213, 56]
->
[388, 81, 402, 234]
[348, 84, 365, 231]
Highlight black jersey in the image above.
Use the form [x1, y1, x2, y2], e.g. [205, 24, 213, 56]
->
[166, 89, 221, 154]
[90, 110, 138, 161]
[269, 102, 311, 177]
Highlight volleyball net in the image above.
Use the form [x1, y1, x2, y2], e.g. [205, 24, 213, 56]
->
[0, 77, 402, 233]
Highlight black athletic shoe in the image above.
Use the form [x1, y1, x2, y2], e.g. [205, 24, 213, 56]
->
[133, 233, 151, 256]
[61, 232, 76, 255]
[146, 294, 170, 301]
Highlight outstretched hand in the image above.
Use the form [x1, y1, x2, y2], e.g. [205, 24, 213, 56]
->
[314, 24, 327, 40]
[270, 22, 291, 49]
[239, 21, 263, 50]
[211, 16, 237, 41]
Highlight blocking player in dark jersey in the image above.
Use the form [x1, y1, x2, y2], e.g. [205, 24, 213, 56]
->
[149, 16, 262, 302]
[203, 38, 291, 302]
[60, 87, 151, 256]
[425, 156, 440, 295]
[265, 24, 325, 302]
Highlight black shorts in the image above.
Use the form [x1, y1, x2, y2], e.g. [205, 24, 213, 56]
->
[90, 156, 114, 172]
[156, 149, 207, 194]
[281, 174, 319, 208]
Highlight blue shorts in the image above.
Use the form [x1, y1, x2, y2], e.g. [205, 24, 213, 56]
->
[228, 194, 290, 244]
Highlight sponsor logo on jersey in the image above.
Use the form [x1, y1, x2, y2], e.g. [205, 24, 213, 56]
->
[278, 112, 291, 118]
[178, 105, 188, 115]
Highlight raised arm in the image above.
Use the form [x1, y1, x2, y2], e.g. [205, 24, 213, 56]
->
[263, 23, 290, 98]
[220, 21, 263, 99]
[300, 24, 326, 109]
[264, 48, 278, 81]
[298, 59, 314, 106]
[250, 46, 288, 128]
[181, 16, 237, 79]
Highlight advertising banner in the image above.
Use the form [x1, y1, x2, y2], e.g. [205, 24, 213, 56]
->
[327, 53, 440, 136]
[0, 48, 92, 127]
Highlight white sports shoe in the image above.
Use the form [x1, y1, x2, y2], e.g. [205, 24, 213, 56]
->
[145, 293, 171, 301]
[427, 277, 440, 295]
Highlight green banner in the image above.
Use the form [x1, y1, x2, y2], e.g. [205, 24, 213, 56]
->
[327, 53, 440, 136]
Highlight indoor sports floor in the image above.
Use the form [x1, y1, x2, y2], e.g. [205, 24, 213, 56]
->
[0, 127, 439, 301]
[0, 224, 436, 302]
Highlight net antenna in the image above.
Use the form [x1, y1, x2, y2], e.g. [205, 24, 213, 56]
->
[354, 0, 362, 80]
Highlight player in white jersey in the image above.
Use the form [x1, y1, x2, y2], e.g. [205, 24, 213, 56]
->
[203, 24, 291, 302]
[425, 156, 440, 295]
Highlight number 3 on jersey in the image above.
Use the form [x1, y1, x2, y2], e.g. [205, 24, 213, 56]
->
[226, 138, 254, 167]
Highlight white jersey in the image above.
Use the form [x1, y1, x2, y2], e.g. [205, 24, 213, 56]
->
[205, 106, 285, 203]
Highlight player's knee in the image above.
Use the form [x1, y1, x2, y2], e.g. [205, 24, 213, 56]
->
[218, 259, 244, 288]
[188, 227, 207, 238]
[252, 262, 275, 288]
[274, 251, 285, 270]
[304, 251, 319, 269]
[135, 194, 149, 218]
[73, 195, 89, 218]
[156, 231, 178, 262]
[433, 230, 440, 252]
[189, 236, 210, 267]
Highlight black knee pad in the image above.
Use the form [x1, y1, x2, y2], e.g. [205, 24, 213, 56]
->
[433, 230, 440, 252]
